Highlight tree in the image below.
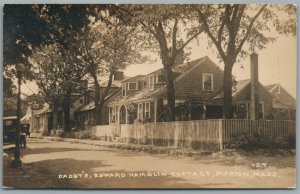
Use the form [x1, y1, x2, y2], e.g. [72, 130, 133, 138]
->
[3, 77, 16, 98]
[31, 44, 86, 131]
[196, 4, 296, 118]
[3, 5, 50, 67]
[74, 15, 145, 125]
[119, 4, 204, 121]
[3, 4, 107, 67]
[3, 4, 110, 100]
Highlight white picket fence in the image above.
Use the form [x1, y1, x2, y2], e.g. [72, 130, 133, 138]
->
[88, 119, 295, 150]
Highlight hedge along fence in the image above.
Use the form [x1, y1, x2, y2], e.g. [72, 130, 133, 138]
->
[88, 119, 296, 150]
[221, 119, 296, 149]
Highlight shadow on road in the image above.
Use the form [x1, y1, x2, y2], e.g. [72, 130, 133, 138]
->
[3, 156, 202, 189]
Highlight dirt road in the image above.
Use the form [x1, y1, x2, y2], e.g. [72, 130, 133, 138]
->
[3, 138, 296, 189]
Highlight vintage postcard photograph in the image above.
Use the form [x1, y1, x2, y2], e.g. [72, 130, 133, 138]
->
[2, 4, 297, 189]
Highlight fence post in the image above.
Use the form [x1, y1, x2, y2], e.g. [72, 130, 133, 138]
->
[218, 120, 223, 151]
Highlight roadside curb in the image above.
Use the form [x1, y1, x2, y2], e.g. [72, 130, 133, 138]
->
[38, 136, 214, 157]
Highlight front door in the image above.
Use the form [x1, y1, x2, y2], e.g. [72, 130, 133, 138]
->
[119, 105, 127, 124]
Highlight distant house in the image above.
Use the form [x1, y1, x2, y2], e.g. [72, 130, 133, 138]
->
[74, 71, 125, 129]
[265, 84, 296, 120]
[214, 79, 274, 119]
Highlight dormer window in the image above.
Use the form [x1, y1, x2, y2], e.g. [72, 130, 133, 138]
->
[202, 73, 213, 91]
[128, 82, 138, 90]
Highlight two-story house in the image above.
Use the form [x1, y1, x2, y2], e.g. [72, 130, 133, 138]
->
[107, 55, 275, 125]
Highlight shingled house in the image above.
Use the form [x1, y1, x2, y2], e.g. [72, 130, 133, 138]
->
[106, 54, 274, 125]
[265, 83, 296, 120]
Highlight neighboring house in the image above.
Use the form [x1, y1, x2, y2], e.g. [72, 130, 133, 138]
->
[21, 87, 89, 136]
[107, 55, 275, 124]
[74, 71, 125, 129]
[29, 103, 51, 136]
[214, 79, 274, 119]
[265, 83, 296, 120]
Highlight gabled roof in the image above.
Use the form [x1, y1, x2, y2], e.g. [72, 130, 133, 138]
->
[265, 84, 278, 92]
[108, 56, 219, 106]
[214, 79, 273, 99]
[265, 83, 296, 100]
[264, 83, 296, 107]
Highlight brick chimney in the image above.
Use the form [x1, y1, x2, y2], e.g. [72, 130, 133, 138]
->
[113, 71, 124, 80]
[250, 53, 260, 120]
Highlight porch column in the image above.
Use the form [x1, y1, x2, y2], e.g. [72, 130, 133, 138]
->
[154, 99, 157, 123]
[108, 107, 111, 124]
[125, 106, 128, 124]
[30, 109, 34, 133]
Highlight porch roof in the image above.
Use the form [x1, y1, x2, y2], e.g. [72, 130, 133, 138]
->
[107, 86, 167, 106]
[21, 114, 31, 124]
[77, 101, 95, 111]
[33, 103, 51, 115]
[213, 79, 251, 99]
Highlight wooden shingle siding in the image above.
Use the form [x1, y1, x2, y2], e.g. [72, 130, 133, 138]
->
[174, 60, 224, 102]
[234, 84, 273, 118]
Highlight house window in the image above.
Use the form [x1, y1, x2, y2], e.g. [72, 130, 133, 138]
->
[145, 102, 151, 120]
[138, 103, 143, 120]
[122, 83, 126, 97]
[110, 107, 117, 123]
[128, 82, 137, 90]
[149, 76, 155, 91]
[156, 74, 165, 83]
[202, 74, 213, 91]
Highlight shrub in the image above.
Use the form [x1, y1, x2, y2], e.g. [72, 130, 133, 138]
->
[228, 132, 295, 150]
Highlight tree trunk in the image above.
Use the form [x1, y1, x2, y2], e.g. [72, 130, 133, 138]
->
[94, 81, 101, 125]
[63, 93, 71, 131]
[223, 63, 233, 119]
[97, 102, 105, 125]
[165, 65, 176, 121]
[93, 72, 114, 125]
[52, 102, 58, 130]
